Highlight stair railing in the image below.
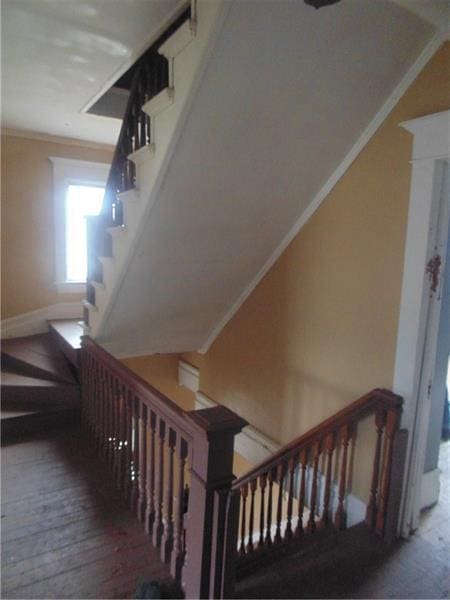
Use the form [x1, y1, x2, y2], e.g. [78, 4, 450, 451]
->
[219, 389, 406, 598]
[80, 336, 247, 599]
[85, 7, 190, 320]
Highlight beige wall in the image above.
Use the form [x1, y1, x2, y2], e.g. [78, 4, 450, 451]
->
[123, 44, 449, 497]
[1, 133, 113, 319]
[182, 43, 450, 499]
[187, 43, 450, 447]
[121, 354, 196, 413]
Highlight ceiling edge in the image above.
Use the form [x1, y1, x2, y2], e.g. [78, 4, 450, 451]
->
[198, 30, 446, 355]
[1, 127, 115, 151]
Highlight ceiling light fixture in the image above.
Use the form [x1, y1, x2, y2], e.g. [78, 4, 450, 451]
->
[304, 0, 341, 8]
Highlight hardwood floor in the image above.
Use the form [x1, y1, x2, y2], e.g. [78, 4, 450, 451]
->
[1, 427, 173, 599]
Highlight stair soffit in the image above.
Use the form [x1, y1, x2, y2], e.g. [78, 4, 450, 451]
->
[98, 1, 441, 356]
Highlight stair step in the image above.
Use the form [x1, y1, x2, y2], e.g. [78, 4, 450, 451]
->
[1, 369, 80, 411]
[158, 18, 196, 59]
[128, 145, 155, 167]
[1, 405, 80, 443]
[1, 333, 77, 385]
[48, 319, 83, 368]
[142, 87, 174, 118]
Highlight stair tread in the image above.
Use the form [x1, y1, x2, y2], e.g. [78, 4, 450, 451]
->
[1, 370, 70, 388]
[1, 408, 41, 420]
[48, 319, 83, 350]
[1, 333, 77, 384]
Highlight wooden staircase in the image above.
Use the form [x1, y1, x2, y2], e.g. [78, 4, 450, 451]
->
[1, 321, 83, 441]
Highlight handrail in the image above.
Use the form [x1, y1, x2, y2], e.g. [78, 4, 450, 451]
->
[232, 388, 402, 489]
[80, 335, 247, 599]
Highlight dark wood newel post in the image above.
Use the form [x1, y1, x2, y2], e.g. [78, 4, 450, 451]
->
[183, 406, 248, 600]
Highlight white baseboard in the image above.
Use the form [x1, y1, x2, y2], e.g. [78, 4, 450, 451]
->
[1, 302, 83, 339]
[420, 468, 440, 510]
[195, 391, 367, 525]
[178, 360, 199, 393]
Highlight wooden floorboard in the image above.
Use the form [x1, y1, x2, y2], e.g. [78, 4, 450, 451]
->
[1, 427, 174, 599]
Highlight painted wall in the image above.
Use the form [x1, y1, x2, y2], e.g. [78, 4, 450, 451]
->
[121, 354, 196, 413]
[178, 43, 449, 498]
[122, 44, 449, 499]
[1, 133, 113, 319]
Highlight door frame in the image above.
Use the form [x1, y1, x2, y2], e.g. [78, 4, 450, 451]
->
[394, 109, 450, 536]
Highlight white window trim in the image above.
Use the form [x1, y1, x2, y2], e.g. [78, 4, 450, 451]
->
[49, 157, 110, 293]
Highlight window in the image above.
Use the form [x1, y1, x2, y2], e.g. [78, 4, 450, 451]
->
[49, 157, 110, 293]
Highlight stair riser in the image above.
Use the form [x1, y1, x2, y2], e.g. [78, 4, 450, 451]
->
[1, 409, 80, 444]
[1, 354, 75, 385]
[2, 386, 80, 411]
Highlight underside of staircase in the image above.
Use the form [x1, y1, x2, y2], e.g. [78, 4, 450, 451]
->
[1, 321, 83, 441]
[82, 0, 437, 359]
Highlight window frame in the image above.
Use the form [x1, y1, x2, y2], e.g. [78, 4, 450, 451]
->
[49, 157, 110, 294]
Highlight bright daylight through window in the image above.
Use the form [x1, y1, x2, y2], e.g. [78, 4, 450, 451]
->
[49, 157, 110, 294]
[65, 185, 104, 282]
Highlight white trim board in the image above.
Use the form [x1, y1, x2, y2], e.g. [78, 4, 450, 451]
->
[178, 360, 199, 393]
[394, 110, 450, 536]
[420, 468, 440, 510]
[1, 302, 83, 339]
[199, 32, 447, 353]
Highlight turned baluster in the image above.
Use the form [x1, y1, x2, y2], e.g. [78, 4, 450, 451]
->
[145, 409, 156, 535]
[106, 371, 113, 465]
[375, 409, 399, 537]
[296, 449, 308, 535]
[128, 396, 139, 511]
[99, 365, 107, 458]
[334, 424, 351, 530]
[275, 462, 285, 543]
[161, 428, 176, 563]
[122, 390, 133, 501]
[265, 469, 274, 546]
[87, 354, 94, 439]
[239, 484, 248, 556]
[320, 432, 336, 527]
[112, 378, 121, 482]
[117, 387, 128, 492]
[307, 442, 321, 534]
[258, 474, 267, 549]
[170, 437, 188, 582]
[285, 454, 296, 539]
[366, 409, 387, 530]
[247, 479, 257, 552]
[92, 358, 99, 446]
[153, 417, 166, 548]
[133, 99, 139, 153]
[136, 401, 147, 522]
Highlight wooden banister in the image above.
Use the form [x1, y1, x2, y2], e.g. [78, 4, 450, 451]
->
[232, 388, 402, 489]
[219, 388, 405, 598]
[80, 335, 247, 599]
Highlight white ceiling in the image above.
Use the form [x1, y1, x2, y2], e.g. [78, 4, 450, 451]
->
[1, 0, 183, 145]
[99, 0, 440, 355]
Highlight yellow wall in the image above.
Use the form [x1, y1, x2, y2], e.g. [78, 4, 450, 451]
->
[1, 133, 113, 319]
[122, 45, 448, 498]
[188, 43, 450, 448]
[121, 354, 196, 413]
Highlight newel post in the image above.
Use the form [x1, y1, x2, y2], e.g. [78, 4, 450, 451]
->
[183, 406, 247, 600]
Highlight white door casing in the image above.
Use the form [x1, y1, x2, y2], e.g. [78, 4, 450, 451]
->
[394, 109, 450, 536]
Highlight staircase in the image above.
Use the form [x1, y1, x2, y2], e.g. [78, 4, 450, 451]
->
[1, 321, 83, 441]
[80, 336, 407, 599]
[83, 0, 225, 353]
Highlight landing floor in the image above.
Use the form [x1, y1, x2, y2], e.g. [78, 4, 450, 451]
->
[236, 441, 450, 599]
[1, 427, 172, 599]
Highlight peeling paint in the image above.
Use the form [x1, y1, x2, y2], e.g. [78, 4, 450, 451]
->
[426, 254, 441, 293]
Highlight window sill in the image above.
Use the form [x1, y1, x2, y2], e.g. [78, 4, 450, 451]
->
[55, 281, 86, 294]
